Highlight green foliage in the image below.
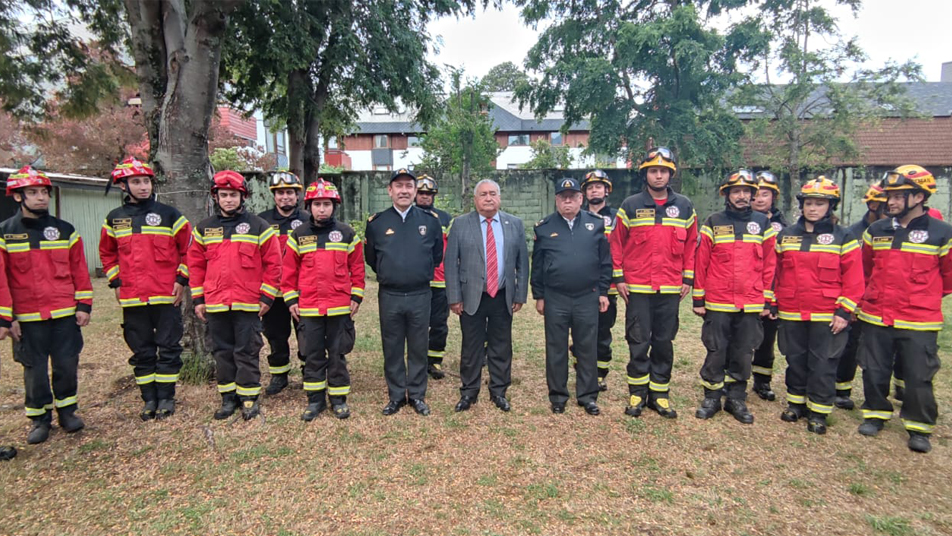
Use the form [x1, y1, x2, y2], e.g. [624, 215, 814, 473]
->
[209, 148, 245, 173]
[319, 163, 345, 174]
[522, 138, 571, 169]
[516, 0, 754, 169]
[481, 61, 530, 92]
[865, 515, 912, 536]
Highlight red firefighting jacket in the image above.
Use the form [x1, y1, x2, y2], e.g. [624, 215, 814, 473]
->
[0, 212, 92, 324]
[611, 189, 698, 294]
[100, 197, 190, 307]
[0, 254, 12, 323]
[694, 209, 777, 313]
[187, 210, 282, 313]
[859, 213, 952, 331]
[421, 206, 451, 288]
[281, 217, 365, 316]
[258, 207, 306, 258]
[772, 218, 865, 322]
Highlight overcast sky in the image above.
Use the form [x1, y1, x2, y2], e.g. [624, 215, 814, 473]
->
[426, 1, 952, 85]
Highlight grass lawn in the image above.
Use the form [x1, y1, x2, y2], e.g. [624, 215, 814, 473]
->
[1, 281, 951, 535]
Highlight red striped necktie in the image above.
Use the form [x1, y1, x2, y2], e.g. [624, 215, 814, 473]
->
[485, 218, 498, 297]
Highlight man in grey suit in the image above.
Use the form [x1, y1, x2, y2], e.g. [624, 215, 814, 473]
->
[444, 179, 529, 412]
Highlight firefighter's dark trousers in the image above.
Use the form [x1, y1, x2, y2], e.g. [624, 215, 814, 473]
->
[752, 316, 780, 384]
[544, 290, 599, 406]
[379, 288, 430, 402]
[836, 321, 903, 397]
[427, 286, 449, 367]
[573, 294, 617, 379]
[207, 311, 264, 398]
[301, 314, 350, 404]
[13, 316, 83, 420]
[859, 322, 940, 435]
[778, 320, 847, 415]
[699, 311, 763, 401]
[261, 298, 303, 375]
[625, 292, 679, 398]
[122, 304, 183, 401]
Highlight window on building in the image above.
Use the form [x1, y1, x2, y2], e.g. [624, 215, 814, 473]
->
[374, 134, 389, 148]
[408, 136, 421, 147]
[507, 164, 519, 169]
[508, 134, 529, 146]
[327, 136, 339, 149]
[550, 132, 563, 146]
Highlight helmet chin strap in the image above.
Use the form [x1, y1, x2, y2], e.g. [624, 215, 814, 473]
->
[727, 198, 751, 213]
[20, 200, 48, 217]
[889, 192, 919, 220]
[647, 183, 667, 194]
[587, 196, 605, 205]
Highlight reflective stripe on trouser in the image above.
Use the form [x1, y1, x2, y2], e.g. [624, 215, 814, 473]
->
[301, 315, 351, 402]
[699, 311, 763, 401]
[379, 288, 431, 402]
[427, 287, 449, 365]
[544, 290, 599, 406]
[779, 320, 847, 415]
[208, 311, 264, 398]
[625, 293, 679, 397]
[261, 297, 303, 374]
[122, 304, 184, 401]
[752, 316, 779, 381]
[836, 321, 903, 396]
[858, 323, 939, 432]
[13, 316, 83, 419]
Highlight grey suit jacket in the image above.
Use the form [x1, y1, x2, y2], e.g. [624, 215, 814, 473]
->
[445, 210, 529, 316]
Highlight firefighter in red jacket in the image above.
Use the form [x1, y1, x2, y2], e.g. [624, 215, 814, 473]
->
[414, 175, 452, 380]
[835, 184, 888, 409]
[282, 180, 365, 420]
[257, 170, 306, 395]
[856, 165, 952, 453]
[0, 253, 17, 460]
[100, 157, 190, 421]
[0, 166, 92, 444]
[611, 148, 697, 418]
[188, 171, 282, 421]
[693, 170, 777, 424]
[773, 177, 865, 434]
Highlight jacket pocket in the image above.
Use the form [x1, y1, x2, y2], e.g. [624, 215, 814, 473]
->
[911, 255, 936, 283]
[238, 242, 258, 269]
[817, 254, 840, 282]
[51, 249, 71, 279]
[151, 235, 176, 263]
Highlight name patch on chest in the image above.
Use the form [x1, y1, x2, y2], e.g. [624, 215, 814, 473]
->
[635, 209, 655, 219]
[298, 235, 318, 246]
[781, 235, 802, 245]
[204, 227, 224, 238]
[872, 236, 893, 245]
[713, 225, 734, 236]
[3, 233, 28, 240]
[112, 218, 132, 230]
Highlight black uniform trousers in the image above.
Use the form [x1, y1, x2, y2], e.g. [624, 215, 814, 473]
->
[572, 295, 617, 379]
[301, 315, 350, 403]
[752, 317, 780, 384]
[207, 311, 264, 397]
[777, 320, 847, 414]
[625, 293, 680, 398]
[122, 304, 183, 401]
[699, 311, 764, 401]
[378, 288, 430, 402]
[459, 291, 512, 399]
[859, 323, 940, 434]
[836, 321, 903, 397]
[261, 297, 303, 375]
[427, 286, 450, 366]
[544, 290, 600, 406]
[13, 316, 83, 421]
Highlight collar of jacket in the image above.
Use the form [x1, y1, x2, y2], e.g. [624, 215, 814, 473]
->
[17, 210, 53, 228]
[123, 195, 156, 213]
[795, 216, 835, 234]
[637, 187, 674, 207]
[724, 206, 753, 221]
[272, 206, 302, 222]
[310, 216, 335, 229]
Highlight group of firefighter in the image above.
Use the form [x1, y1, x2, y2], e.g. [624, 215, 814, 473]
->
[0, 145, 948, 460]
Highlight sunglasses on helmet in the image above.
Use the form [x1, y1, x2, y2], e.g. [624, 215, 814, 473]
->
[646, 147, 675, 162]
[756, 171, 778, 184]
[269, 172, 299, 187]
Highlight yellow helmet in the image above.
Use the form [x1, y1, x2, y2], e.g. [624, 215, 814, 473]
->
[797, 176, 841, 209]
[719, 169, 758, 196]
[881, 165, 937, 196]
[639, 147, 677, 173]
[862, 184, 886, 204]
[581, 169, 612, 193]
[267, 170, 303, 191]
[755, 171, 780, 194]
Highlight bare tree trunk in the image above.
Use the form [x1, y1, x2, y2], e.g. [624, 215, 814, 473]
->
[286, 69, 308, 177]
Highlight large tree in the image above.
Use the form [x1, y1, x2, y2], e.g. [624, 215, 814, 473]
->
[515, 0, 762, 170]
[732, 0, 922, 210]
[481, 61, 530, 92]
[222, 0, 491, 182]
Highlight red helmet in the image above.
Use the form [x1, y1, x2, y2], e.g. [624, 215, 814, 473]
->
[6, 165, 52, 197]
[304, 179, 341, 205]
[211, 170, 248, 198]
[111, 157, 155, 183]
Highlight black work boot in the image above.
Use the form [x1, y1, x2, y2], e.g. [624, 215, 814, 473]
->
[781, 403, 806, 422]
[806, 412, 827, 435]
[0, 446, 16, 461]
[140, 400, 158, 421]
[834, 389, 855, 410]
[331, 397, 351, 420]
[625, 394, 646, 417]
[302, 391, 327, 422]
[213, 392, 239, 420]
[57, 406, 85, 433]
[695, 397, 722, 420]
[858, 418, 885, 437]
[27, 414, 52, 445]
[908, 432, 932, 453]
[139, 383, 158, 420]
[724, 398, 754, 424]
[753, 381, 776, 402]
[597, 375, 608, 392]
[155, 383, 175, 420]
[648, 395, 678, 419]
[265, 373, 289, 396]
[240, 395, 261, 421]
[427, 362, 445, 380]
